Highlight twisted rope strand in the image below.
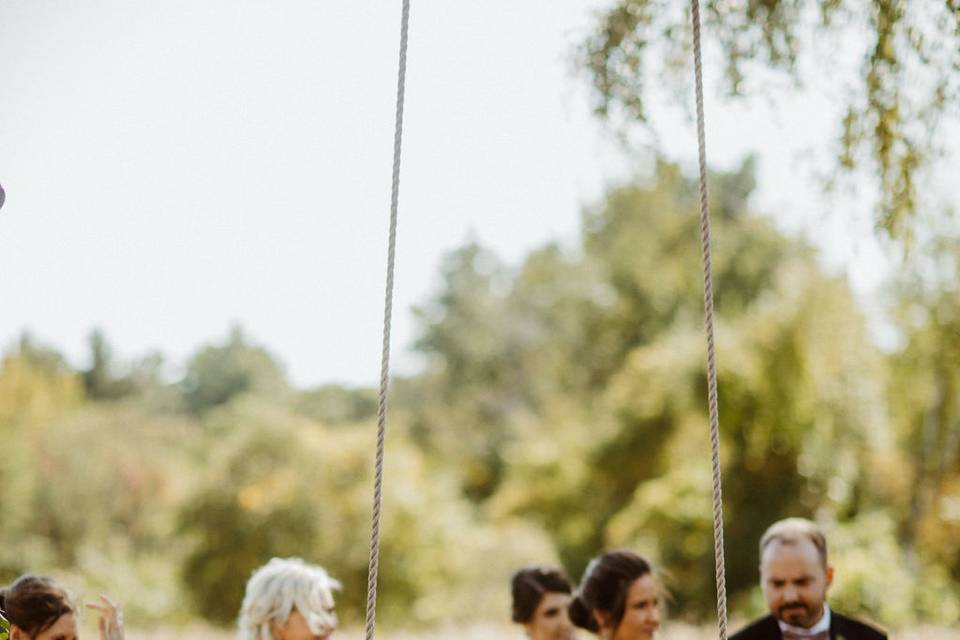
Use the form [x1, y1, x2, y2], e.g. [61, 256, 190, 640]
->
[364, 2, 411, 639]
[689, 2, 729, 639]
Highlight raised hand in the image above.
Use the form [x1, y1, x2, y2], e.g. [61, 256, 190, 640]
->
[85, 595, 124, 640]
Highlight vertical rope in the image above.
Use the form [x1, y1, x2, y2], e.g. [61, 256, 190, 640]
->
[689, 2, 729, 640]
[365, 2, 411, 639]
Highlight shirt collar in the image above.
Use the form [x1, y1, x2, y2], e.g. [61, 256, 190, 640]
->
[777, 603, 831, 636]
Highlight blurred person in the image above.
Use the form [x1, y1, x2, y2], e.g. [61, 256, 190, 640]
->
[568, 550, 661, 640]
[238, 557, 340, 640]
[0, 575, 123, 640]
[511, 566, 576, 640]
[730, 518, 886, 640]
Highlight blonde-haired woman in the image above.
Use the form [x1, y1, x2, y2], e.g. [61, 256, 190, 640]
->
[238, 558, 340, 640]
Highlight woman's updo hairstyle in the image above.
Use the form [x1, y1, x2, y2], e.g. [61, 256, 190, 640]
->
[0, 575, 75, 637]
[510, 566, 573, 623]
[568, 550, 652, 632]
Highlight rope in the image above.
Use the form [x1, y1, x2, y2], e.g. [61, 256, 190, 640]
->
[364, 2, 411, 639]
[689, 2, 729, 640]
[358, 8, 721, 640]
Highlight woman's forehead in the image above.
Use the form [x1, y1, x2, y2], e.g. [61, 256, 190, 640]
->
[626, 574, 658, 601]
[45, 611, 78, 637]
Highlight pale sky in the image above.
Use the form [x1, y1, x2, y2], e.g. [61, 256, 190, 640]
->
[0, 1, 937, 387]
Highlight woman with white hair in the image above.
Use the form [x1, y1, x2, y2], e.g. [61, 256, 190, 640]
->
[238, 558, 341, 640]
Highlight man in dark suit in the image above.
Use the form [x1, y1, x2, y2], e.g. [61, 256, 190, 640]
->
[730, 518, 886, 640]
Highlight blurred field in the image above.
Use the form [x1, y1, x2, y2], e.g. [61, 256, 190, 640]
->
[131, 623, 960, 640]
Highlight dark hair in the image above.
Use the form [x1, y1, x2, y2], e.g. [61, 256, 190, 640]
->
[0, 575, 74, 637]
[510, 566, 573, 623]
[568, 550, 652, 633]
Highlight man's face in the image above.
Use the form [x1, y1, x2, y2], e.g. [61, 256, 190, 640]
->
[760, 539, 833, 629]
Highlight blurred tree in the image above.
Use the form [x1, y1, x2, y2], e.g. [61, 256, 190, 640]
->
[0, 336, 84, 581]
[295, 384, 377, 425]
[181, 326, 288, 414]
[828, 512, 960, 625]
[579, 0, 960, 237]
[887, 231, 960, 585]
[0, 394, 196, 608]
[411, 243, 522, 499]
[413, 159, 898, 619]
[82, 329, 149, 401]
[84, 329, 116, 398]
[0, 334, 82, 425]
[2, 161, 958, 630]
[177, 399, 556, 627]
[412, 160, 793, 502]
[601, 267, 885, 615]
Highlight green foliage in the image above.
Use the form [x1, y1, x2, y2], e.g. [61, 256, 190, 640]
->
[295, 384, 378, 425]
[181, 327, 288, 414]
[412, 158, 959, 626]
[1, 160, 958, 632]
[0, 335, 83, 425]
[83, 329, 130, 400]
[176, 399, 556, 626]
[0, 398, 197, 624]
[885, 231, 960, 587]
[82, 330, 164, 402]
[830, 512, 960, 626]
[579, 0, 960, 237]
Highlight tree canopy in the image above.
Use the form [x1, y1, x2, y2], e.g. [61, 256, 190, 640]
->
[579, 0, 960, 237]
[1, 161, 958, 630]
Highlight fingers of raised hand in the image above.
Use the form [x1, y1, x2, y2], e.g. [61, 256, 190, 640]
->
[85, 595, 124, 640]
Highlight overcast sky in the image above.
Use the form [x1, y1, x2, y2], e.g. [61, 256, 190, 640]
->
[0, 1, 932, 387]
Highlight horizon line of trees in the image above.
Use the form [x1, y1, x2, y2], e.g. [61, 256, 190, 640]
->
[1, 159, 958, 630]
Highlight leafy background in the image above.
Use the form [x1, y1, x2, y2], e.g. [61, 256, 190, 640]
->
[3, 0, 960, 636]
[2, 159, 959, 633]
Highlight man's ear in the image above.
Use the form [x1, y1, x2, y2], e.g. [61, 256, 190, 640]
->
[10, 624, 23, 640]
[824, 565, 834, 589]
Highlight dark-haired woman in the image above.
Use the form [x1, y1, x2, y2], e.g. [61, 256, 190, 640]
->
[0, 575, 123, 640]
[511, 566, 576, 640]
[568, 551, 661, 640]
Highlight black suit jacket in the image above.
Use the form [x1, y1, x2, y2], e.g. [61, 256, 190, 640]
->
[729, 613, 886, 640]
